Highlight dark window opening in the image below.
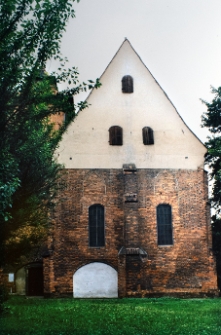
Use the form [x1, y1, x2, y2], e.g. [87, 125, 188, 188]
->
[143, 127, 154, 145]
[157, 204, 173, 245]
[122, 75, 133, 93]
[89, 204, 105, 247]
[109, 126, 123, 145]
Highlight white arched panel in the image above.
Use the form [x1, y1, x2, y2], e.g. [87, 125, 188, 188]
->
[15, 267, 26, 295]
[73, 262, 118, 298]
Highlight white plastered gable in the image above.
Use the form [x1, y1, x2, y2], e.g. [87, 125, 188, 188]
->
[56, 39, 206, 170]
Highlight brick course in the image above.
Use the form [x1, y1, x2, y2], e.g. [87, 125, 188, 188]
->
[43, 168, 218, 297]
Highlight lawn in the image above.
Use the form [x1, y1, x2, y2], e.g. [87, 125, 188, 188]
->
[1, 296, 221, 335]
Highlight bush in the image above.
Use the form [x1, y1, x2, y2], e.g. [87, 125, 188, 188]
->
[0, 285, 8, 313]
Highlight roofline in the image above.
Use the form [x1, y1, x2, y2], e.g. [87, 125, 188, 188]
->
[83, 38, 205, 148]
[83, 38, 127, 102]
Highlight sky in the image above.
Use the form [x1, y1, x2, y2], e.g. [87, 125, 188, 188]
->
[48, 0, 221, 142]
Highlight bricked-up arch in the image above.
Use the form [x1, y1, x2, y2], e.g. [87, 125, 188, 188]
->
[109, 126, 123, 146]
[142, 127, 154, 145]
[122, 75, 133, 93]
[73, 262, 118, 298]
[89, 204, 105, 247]
[157, 204, 173, 245]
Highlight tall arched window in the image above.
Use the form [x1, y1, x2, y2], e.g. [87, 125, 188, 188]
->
[157, 204, 173, 245]
[122, 75, 133, 93]
[89, 204, 105, 247]
[109, 126, 123, 145]
[143, 127, 154, 145]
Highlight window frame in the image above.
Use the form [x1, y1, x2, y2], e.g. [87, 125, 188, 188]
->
[157, 204, 173, 246]
[109, 126, 123, 146]
[89, 204, 105, 247]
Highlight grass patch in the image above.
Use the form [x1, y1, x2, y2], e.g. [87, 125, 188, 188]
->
[1, 296, 221, 334]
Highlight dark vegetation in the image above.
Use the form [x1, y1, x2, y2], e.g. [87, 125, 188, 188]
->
[211, 215, 221, 290]
[202, 87, 221, 291]
[0, 0, 100, 267]
[0, 0, 101, 312]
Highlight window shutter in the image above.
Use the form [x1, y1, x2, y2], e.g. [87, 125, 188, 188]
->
[116, 126, 123, 145]
[97, 205, 104, 246]
[89, 206, 97, 247]
[122, 75, 133, 93]
[143, 127, 154, 145]
[109, 126, 123, 145]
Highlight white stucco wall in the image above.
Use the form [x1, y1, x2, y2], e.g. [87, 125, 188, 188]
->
[73, 262, 118, 298]
[56, 40, 206, 170]
[15, 267, 26, 295]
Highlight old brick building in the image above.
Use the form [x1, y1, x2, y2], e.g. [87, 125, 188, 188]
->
[43, 39, 217, 297]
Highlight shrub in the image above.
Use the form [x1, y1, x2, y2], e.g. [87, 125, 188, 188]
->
[0, 285, 8, 313]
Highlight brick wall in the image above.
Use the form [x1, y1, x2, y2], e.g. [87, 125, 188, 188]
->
[50, 112, 65, 130]
[44, 168, 218, 297]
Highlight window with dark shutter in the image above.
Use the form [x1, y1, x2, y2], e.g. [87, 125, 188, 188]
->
[122, 75, 133, 93]
[109, 126, 123, 145]
[157, 204, 173, 245]
[89, 204, 105, 247]
[142, 127, 154, 145]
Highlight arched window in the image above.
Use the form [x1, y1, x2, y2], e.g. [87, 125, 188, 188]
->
[89, 204, 105, 247]
[122, 75, 133, 93]
[143, 127, 154, 145]
[109, 126, 123, 145]
[157, 204, 173, 245]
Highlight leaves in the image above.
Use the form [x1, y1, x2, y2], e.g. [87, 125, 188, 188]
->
[0, 0, 100, 265]
[202, 87, 221, 209]
[202, 87, 221, 291]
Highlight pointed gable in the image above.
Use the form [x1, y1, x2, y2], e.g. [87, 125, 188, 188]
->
[57, 39, 206, 169]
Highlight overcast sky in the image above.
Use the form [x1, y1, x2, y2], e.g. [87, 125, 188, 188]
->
[48, 0, 221, 142]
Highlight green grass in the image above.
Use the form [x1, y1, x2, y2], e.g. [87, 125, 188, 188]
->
[1, 296, 221, 335]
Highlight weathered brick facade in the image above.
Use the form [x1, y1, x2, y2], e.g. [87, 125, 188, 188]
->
[43, 167, 217, 297]
[3, 40, 217, 297]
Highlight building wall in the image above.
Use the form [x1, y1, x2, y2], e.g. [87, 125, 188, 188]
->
[44, 40, 217, 297]
[73, 262, 118, 298]
[50, 112, 65, 130]
[44, 168, 217, 297]
[15, 267, 26, 295]
[55, 40, 206, 170]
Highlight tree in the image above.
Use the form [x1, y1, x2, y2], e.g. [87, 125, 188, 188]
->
[0, 0, 100, 267]
[202, 86, 221, 209]
[201, 86, 221, 289]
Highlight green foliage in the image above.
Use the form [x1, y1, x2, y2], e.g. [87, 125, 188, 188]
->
[0, 0, 101, 265]
[202, 87, 221, 291]
[1, 296, 221, 334]
[202, 87, 221, 209]
[0, 285, 8, 313]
